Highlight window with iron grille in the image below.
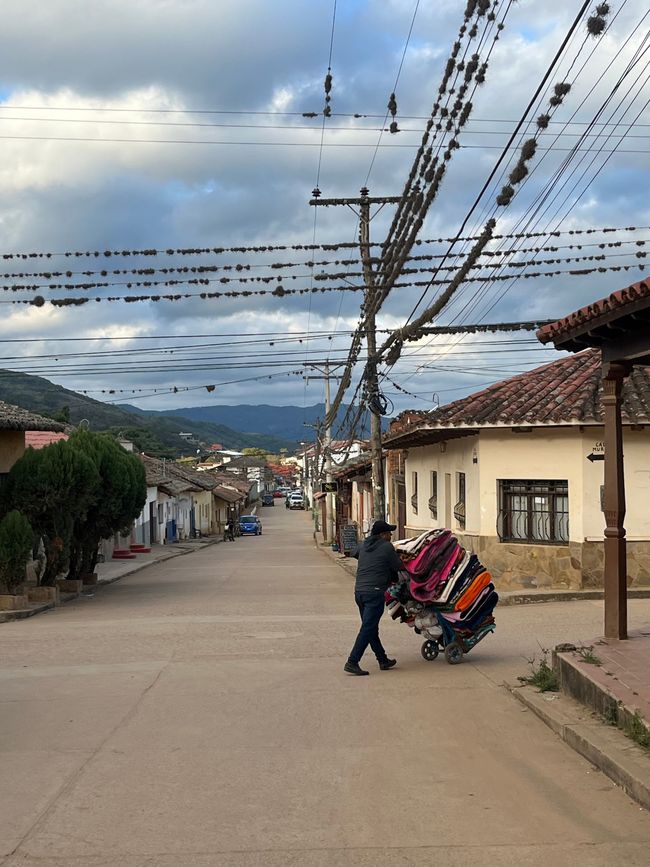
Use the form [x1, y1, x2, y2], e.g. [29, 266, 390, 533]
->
[498, 480, 569, 544]
[411, 471, 418, 515]
[429, 471, 438, 519]
[454, 472, 466, 530]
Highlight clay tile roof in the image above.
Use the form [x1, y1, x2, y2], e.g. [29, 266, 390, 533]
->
[159, 478, 197, 497]
[384, 349, 650, 447]
[140, 455, 172, 487]
[24, 431, 69, 448]
[0, 401, 66, 432]
[213, 485, 244, 503]
[537, 278, 650, 345]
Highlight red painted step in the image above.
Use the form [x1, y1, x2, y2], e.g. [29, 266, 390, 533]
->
[130, 545, 151, 553]
[112, 549, 137, 560]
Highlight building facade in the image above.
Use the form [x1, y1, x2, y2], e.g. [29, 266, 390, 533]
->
[385, 351, 650, 590]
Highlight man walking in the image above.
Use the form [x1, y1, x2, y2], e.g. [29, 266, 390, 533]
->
[344, 520, 403, 676]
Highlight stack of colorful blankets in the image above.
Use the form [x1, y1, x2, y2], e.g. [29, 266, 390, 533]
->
[385, 529, 497, 649]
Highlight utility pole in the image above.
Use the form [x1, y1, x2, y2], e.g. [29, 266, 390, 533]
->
[303, 361, 343, 545]
[309, 187, 400, 521]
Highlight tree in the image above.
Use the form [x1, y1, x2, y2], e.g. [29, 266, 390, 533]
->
[241, 447, 268, 457]
[50, 405, 71, 424]
[1, 440, 100, 585]
[0, 511, 34, 594]
[67, 431, 147, 579]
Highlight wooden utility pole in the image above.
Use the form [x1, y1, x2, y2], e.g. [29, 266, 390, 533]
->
[309, 188, 400, 522]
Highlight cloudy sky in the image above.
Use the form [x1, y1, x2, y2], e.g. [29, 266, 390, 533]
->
[1, 0, 648, 421]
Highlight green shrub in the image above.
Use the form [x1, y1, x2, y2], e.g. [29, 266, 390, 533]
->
[0, 511, 34, 594]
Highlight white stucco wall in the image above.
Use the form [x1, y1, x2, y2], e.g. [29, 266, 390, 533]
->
[580, 427, 650, 540]
[402, 425, 650, 543]
[405, 436, 479, 536]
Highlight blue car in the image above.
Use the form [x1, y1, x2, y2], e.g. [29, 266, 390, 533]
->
[239, 515, 262, 536]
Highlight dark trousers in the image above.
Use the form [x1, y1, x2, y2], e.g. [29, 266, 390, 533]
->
[348, 590, 388, 665]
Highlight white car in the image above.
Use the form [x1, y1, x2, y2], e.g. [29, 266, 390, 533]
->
[287, 492, 305, 510]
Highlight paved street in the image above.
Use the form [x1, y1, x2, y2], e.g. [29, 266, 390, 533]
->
[1, 507, 649, 867]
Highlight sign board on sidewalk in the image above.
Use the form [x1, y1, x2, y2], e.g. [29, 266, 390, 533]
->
[320, 481, 339, 493]
[341, 525, 358, 554]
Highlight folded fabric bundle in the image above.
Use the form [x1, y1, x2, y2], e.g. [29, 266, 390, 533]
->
[394, 528, 445, 558]
[433, 550, 471, 604]
[454, 570, 492, 612]
[458, 583, 495, 621]
[444, 554, 483, 606]
[410, 539, 461, 602]
[387, 529, 497, 654]
[405, 530, 454, 578]
[460, 591, 499, 632]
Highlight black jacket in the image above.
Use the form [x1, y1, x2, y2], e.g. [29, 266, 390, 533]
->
[353, 536, 404, 593]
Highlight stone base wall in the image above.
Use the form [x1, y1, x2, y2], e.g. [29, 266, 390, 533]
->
[456, 533, 650, 590]
[579, 540, 650, 588]
[458, 534, 583, 590]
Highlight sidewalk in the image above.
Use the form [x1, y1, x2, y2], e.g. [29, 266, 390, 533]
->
[512, 630, 650, 809]
[97, 538, 219, 586]
[0, 537, 221, 623]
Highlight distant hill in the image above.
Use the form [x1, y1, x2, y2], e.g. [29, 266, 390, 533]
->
[0, 371, 296, 456]
[127, 402, 372, 443]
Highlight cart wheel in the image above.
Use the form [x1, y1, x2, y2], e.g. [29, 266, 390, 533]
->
[444, 642, 463, 665]
[421, 640, 439, 661]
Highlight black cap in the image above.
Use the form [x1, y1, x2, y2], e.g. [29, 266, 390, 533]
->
[370, 520, 397, 536]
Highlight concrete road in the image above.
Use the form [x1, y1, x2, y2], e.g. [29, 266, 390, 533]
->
[1, 507, 649, 867]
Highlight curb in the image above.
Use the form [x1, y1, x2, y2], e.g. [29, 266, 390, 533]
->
[499, 588, 650, 606]
[507, 683, 650, 810]
[0, 601, 55, 623]
[315, 542, 650, 605]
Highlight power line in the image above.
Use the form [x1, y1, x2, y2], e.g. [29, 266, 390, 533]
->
[2, 223, 645, 261]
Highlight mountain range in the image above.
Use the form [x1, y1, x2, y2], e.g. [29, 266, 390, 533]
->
[124, 402, 370, 444]
[0, 370, 373, 456]
[0, 371, 298, 456]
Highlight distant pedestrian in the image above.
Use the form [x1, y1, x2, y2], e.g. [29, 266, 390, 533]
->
[344, 520, 402, 676]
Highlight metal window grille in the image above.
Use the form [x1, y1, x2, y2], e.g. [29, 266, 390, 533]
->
[498, 480, 569, 544]
[411, 471, 418, 515]
[429, 471, 438, 519]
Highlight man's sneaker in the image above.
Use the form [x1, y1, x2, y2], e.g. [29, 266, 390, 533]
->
[379, 658, 397, 670]
[344, 661, 369, 676]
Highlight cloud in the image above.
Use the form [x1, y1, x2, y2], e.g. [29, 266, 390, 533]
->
[0, 0, 647, 415]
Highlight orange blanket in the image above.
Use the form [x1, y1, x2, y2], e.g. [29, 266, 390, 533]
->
[454, 570, 491, 612]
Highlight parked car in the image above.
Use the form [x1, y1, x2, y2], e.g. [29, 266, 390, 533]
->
[287, 492, 305, 510]
[239, 515, 262, 535]
[273, 490, 284, 498]
[262, 493, 275, 506]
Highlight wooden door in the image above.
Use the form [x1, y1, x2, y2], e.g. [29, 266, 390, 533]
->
[397, 481, 406, 539]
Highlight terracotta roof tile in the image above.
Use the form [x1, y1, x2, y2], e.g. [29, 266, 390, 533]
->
[0, 401, 66, 432]
[385, 349, 650, 445]
[24, 431, 69, 448]
[537, 278, 650, 344]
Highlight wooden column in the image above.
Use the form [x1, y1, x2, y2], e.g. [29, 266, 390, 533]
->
[602, 362, 629, 640]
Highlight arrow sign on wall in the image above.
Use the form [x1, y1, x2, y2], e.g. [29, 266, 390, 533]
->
[587, 453, 605, 463]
